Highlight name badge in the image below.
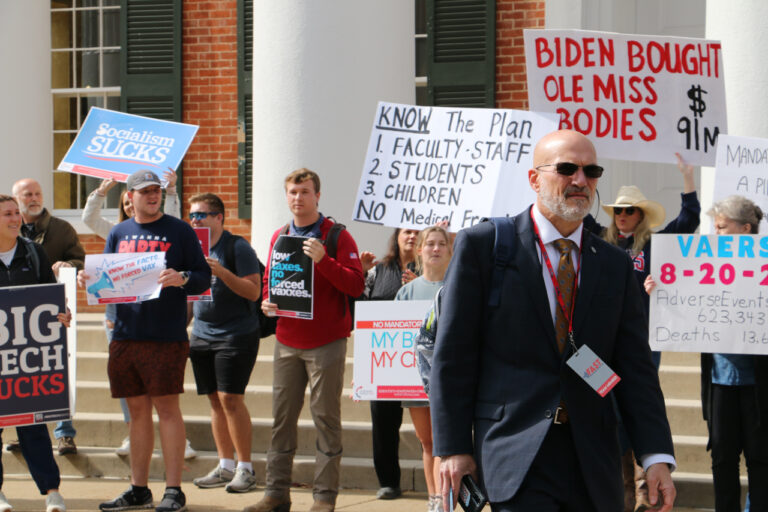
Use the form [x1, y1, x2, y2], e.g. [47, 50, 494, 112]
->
[566, 345, 621, 397]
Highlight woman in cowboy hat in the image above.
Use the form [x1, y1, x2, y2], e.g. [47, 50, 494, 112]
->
[583, 153, 700, 512]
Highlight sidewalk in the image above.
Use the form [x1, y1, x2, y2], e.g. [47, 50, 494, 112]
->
[0, 476, 709, 512]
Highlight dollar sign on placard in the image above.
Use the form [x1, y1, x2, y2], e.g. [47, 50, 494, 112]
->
[687, 85, 707, 118]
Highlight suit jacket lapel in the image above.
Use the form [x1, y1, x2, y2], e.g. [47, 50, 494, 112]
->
[573, 231, 599, 336]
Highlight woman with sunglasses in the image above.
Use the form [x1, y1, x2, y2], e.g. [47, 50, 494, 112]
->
[80, 169, 195, 460]
[646, 196, 767, 512]
[583, 153, 700, 512]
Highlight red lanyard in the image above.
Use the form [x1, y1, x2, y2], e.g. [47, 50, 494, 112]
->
[530, 209, 583, 339]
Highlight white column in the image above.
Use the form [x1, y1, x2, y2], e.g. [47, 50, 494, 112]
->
[250, 0, 414, 258]
[0, 1, 52, 198]
[702, 0, 768, 231]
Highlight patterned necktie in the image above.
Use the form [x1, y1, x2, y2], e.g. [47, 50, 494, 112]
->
[552, 238, 578, 354]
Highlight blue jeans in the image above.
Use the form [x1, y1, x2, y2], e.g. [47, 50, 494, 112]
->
[53, 420, 76, 439]
[0, 425, 61, 494]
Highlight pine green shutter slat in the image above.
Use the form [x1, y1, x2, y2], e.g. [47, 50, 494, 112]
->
[120, 0, 183, 199]
[427, 0, 495, 107]
[237, 0, 253, 219]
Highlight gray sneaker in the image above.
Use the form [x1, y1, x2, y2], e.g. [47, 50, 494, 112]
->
[193, 465, 234, 488]
[225, 467, 258, 493]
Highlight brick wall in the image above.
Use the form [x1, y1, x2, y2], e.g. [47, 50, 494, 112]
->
[496, 0, 545, 109]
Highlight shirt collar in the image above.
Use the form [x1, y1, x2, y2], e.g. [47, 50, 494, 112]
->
[532, 204, 583, 249]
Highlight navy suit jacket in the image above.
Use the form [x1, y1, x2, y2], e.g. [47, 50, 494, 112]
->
[430, 208, 674, 511]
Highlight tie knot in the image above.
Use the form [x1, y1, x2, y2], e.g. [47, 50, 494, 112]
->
[553, 238, 577, 255]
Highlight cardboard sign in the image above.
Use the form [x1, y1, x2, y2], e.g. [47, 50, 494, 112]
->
[650, 233, 768, 354]
[57, 107, 198, 183]
[524, 29, 727, 166]
[0, 283, 71, 427]
[352, 300, 431, 401]
[84, 252, 165, 305]
[353, 101, 559, 231]
[188, 227, 212, 302]
[713, 134, 768, 233]
[268, 236, 313, 319]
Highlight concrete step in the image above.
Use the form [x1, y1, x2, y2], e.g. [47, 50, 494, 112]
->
[660, 351, 700, 366]
[674, 472, 747, 510]
[665, 398, 708, 437]
[659, 365, 701, 401]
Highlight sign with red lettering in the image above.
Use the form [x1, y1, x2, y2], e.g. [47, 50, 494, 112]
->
[352, 300, 432, 401]
[524, 29, 726, 166]
[0, 284, 71, 427]
[83, 252, 165, 305]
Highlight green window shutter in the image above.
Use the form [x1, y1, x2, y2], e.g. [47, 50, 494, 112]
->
[120, 0, 183, 197]
[426, 0, 495, 107]
[237, 0, 253, 219]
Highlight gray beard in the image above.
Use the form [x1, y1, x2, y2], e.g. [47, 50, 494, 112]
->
[539, 192, 592, 222]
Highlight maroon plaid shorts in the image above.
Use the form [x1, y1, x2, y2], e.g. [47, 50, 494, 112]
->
[108, 339, 189, 397]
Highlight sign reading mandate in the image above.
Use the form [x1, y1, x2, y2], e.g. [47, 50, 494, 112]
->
[0, 284, 71, 428]
[524, 29, 726, 166]
[353, 102, 559, 231]
[57, 107, 198, 184]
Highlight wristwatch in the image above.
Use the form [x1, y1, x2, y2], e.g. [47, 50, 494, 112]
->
[180, 271, 190, 286]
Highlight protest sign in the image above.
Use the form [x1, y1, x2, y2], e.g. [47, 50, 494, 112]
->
[649, 233, 768, 354]
[0, 283, 71, 428]
[352, 300, 431, 401]
[188, 227, 212, 302]
[268, 236, 313, 319]
[713, 134, 768, 232]
[524, 29, 726, 166]
[57, 107, 198, 183]
[84, 252, 165, 305]
[353, 102, 559, 231]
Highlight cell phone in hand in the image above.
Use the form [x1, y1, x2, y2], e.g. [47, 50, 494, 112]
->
[457, 475, 488, 512]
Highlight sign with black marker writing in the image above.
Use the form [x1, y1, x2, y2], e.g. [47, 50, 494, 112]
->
[524, 29, 726, 166]
[353, 101, 559, 231]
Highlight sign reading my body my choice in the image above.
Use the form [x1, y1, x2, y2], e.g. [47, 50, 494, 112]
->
[524, 29, 726, 166]
[269, 236, 314, 319]
[650, 233, 768, 354]
[0, 283, 71, 428]
[353, 102, 559, 232]
[57, 107, 198, 183]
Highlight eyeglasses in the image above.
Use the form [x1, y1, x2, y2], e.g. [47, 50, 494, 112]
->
[613, 207, 637, 216]
[535, 162, 604, 178]
[189, 211, 220, 220]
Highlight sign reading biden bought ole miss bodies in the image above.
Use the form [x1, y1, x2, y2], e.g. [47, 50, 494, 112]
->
[0, 284, 71, 428]
[57, 107, 198, 183]
[524, 29, 727, 166]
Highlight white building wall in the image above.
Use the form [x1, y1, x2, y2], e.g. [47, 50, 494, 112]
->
[0, 1, 52, 199]
[250, 0, 415, 259]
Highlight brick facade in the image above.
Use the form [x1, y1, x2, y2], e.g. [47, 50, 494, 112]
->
[496, 0, 545, 109]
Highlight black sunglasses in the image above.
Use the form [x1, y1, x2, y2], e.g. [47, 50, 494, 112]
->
[189, 211, 221, 220]
[535, 162, 604, 178]
[613, 207, 637, 216]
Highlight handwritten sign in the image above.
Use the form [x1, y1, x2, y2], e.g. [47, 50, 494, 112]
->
[84, 252, 165, 305]
[649, 233, 768, 354]
[268, 236, 313, 319]
[57, 107, 198, 183]
[713, 134, 768, 232]
[188, 227, 212, 302]
[352, 300, 431, 401]
[0, 284, 71, 427]
[524, 29, 727, 166]
[353, 101, 559, 231]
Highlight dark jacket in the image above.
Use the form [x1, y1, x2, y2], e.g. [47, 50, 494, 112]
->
[21, 208, 85, 271]
[0, 238, 57, 287]
[701, 353, 768, 430]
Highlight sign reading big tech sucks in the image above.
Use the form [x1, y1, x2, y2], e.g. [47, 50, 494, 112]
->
[57, 107, 198, 183]
[0, 283, 71, 427]
[650, 234, 768, 354]
[352, 300, 431, 401]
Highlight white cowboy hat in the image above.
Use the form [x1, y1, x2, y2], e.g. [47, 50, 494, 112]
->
[601, 185, 665, 229]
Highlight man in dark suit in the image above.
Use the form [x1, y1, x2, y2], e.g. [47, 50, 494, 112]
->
[431, 129, 676, 512]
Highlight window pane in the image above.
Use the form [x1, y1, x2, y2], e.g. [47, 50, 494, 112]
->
[103, 9, 120, 46]
[53, 133, 76, 171]
[415, 0, 427, 35]
[103, 49, 119, 86]
[103, 0, 120, 6]
[76, 0, 99, 7]
[80, 96, 104, 125]
[75, 9, 99, 48]
[106, 96, 120, 111]
[76, 50, 100, 87]
[51, 0, 74, 8]
[53, 172, 78, 210]
[79, 175, 103, 208]
[51, 11, 73, 49]
[53, 96, 78, 130]
[51, 51, 73, 88]
[105, 182, 123, 208]
[416, 37, 427, 77]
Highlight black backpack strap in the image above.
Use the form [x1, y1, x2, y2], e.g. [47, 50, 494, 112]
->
[324, 217, 345, 259]
[21, 237, 41, 281]
[224, 234, 241, 275]
[484, 217, 517, 308]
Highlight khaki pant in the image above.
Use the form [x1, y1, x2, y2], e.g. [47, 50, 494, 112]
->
[265, 338, 347, 502]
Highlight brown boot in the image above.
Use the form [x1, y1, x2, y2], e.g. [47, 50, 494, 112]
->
[308, 498, 335, 512]
[242, 494, 291, 512]
[634, 458, 652, 512]
[621, 449, 636, 512]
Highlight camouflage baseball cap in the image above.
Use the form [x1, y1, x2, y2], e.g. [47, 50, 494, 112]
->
[126, 170, 162, 190]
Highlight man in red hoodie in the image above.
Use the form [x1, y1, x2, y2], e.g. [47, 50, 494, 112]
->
[245, 169, 364, 512]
